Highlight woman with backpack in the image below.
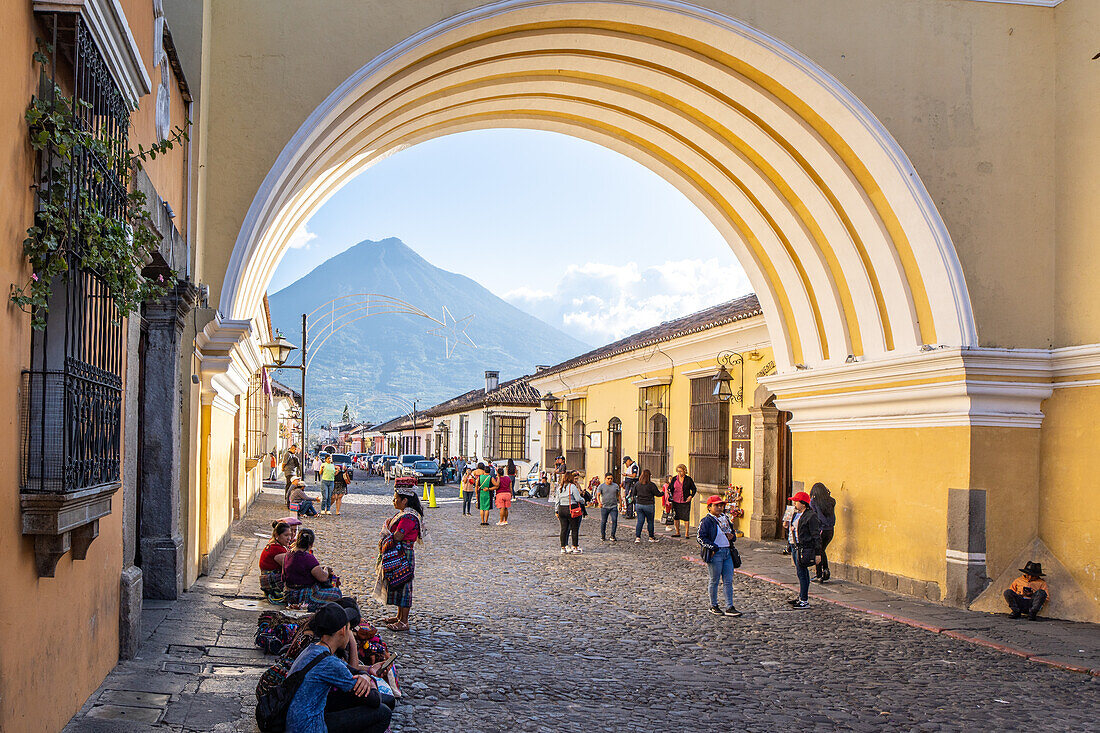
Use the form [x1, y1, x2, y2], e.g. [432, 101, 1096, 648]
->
[282, 602, 392, 733]
[555, 471, 585, 554]
[809, 482, 836, 583]
[787, 491, 822, 609]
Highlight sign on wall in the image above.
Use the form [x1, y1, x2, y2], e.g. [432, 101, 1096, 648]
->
[589, 431, 602, 448]
[732, 414, 751, 440]
[731, 440, 751, 469]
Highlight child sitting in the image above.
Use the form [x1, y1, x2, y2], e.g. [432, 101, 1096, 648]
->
[1004, 561, 1049, 620]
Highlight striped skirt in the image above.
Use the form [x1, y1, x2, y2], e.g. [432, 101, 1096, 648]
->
[386, 579, 413, 609]
[284, 584, 343, 611]
[260, 570, 285, 604]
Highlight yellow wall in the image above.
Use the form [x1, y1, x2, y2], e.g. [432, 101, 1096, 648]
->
[205, 406, 235, 562]
[1038, 386, 1100, 608]
[791, 427, 969, 589]
[558, 345, 773, 534]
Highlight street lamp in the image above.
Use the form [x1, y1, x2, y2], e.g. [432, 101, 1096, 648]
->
[261, 317, 308, 455]
[712, 351, 744, 405]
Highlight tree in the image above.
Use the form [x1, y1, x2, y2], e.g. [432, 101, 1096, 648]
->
[342, 404, 350, 423]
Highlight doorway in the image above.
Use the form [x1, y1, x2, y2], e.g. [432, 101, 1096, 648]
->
[606, 417, 622, 482]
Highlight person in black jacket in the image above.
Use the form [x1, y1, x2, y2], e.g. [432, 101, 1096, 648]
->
[809, 482, 836, 583]
[633, 469, 663, 543]
[668, 464, 698, 538]
[786, 491, 821, 609]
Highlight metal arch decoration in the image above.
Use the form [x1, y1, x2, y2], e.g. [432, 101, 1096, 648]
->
[297, 294, 476, 371]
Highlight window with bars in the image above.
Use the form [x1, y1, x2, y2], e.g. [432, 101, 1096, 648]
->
[495, 416, 527, 460]
[689, 376, 729, 486]
[459, 414, 469, 457]
[637, 384, 669, 479]
[545, 411, 563, 463]
[245, 371, 268, 459]
[565, 399, 586, 471]
[21, 16, 129, 494]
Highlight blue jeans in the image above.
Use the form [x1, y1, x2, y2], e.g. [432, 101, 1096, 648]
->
[321, 480, 335, 510]
[462, 491, 473, 515]
[600, 507, 618, 539]
[708, 546, 734, 608]
[635, 504, 655, 538]
[794, 552, 811, 601]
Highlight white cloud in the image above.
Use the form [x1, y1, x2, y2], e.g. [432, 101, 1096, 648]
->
[504, 258, 752, 345]
[287, 225, 318, 250]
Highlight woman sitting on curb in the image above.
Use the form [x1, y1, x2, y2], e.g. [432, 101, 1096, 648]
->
[259, 520, 294, 604]
[283, 528, 343, 610]
[287, 477, 318, 518]
[285, 602, 393, 733]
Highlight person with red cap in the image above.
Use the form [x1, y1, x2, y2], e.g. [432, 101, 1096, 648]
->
[698, 494, 742, 616]
[787, 491, 821, 609]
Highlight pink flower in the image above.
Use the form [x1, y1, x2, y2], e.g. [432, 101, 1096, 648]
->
[157, 275, 165, 282]
[31, 273, 38, 281]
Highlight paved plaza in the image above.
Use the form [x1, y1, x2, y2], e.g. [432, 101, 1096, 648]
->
[67, 476, 1098, 732]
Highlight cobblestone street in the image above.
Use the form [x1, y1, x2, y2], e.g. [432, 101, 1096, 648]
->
[68, 476, 1098, 732]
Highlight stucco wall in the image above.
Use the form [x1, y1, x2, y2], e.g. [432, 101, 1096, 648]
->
[205, 406, 235, 561]
[192, 0, 1071, 352]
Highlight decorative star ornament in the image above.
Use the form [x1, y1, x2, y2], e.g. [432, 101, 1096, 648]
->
[426, 306, 476, 358]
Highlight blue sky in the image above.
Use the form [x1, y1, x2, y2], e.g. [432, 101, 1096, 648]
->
[268, 129, 752, 346]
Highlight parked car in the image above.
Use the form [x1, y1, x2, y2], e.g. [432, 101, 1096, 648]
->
[492, 459, 533, 482]
[409, 459, 443, 484]
[330, 452, 354, 480]
[396, 454, 427, 477]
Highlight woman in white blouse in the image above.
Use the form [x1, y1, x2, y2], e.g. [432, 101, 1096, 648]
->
[554, 471, 586, 554]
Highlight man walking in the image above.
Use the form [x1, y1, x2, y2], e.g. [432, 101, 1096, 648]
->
[282, 444, 301, 504]
[597, 473, 621, 541]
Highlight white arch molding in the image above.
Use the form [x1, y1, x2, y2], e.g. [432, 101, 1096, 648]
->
[221, 0, 977, 374]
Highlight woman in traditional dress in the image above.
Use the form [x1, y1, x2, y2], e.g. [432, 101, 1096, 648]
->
[477, 463, 497, 526]
[282, 528, 344, 610]
[259, 520, 294, 604]
[372, 486, 424, 631]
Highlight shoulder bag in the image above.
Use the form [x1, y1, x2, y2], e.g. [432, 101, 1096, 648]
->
[568, 488, 584, 518]
[256, 648, 331, 732]
[381, 542, 414, 587]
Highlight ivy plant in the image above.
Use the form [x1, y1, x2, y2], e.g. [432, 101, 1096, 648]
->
[11, 43, 189, 329]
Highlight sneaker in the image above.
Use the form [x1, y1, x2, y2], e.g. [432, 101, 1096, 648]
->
[724, 607, 743, 617]
[791, 600, 810, 609]
[609, 537, 617, 542]
[601, 537, 607, 542]
[709, 605, 724, 616]
[573, 547, 583, 554]
[787, 598, 801, 606]
[648, 537, 659, 543]
[1009, 610, 1022, 619]
[1028, 613, 1038, 621]
[635, 538, 641, 543]
[560, 547, 568, 554]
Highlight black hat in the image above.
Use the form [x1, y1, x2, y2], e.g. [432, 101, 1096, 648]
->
[1019, 561, 1045, 577]
[336, 597, 361, 628]
[311, 602, 356, 636]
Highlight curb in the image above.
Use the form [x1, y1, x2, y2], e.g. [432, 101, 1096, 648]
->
[519, 496, 1097, 676]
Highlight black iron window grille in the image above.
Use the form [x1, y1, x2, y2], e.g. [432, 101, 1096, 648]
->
[689, 376, 729, 486]
[245, 371, 268, 460]
[21, 15, 129, 494]
[637, 384, 669, 478]
[565, 399, 586, 472]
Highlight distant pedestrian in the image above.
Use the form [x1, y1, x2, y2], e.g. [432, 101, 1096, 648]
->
[495, 467, 513, 525]
[283, 444, 302, 503]
[320, 455, 337, 515]
[622, 457, 639, 518]
[597, 473, 620, 542]
[269, 451, 278, 481]
[668, 464, 698, 539]
[698, 495, 742, 617]
[555, 471, 585, 554]
[633, 469, 662, 543]
[476, 463, 497, 525]
[460, 466, 475, 516]
[809, 482, 836, 583]
[332, 464, 349, 516]
[786, 491, 821, 610]
[311, 455, 322, 482]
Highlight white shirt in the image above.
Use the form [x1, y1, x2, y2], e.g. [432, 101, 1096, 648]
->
[623, 463, 638, 479]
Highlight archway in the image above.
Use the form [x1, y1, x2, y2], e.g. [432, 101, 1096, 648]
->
[219, 0, 976, 374]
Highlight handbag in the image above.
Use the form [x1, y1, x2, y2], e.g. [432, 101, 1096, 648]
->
[568, 489, 583, 519]
[381, 544, 414, 587]
[796, 544, 817, 568]
[730, 544, 742, 569]
[256, 649, 331, 732]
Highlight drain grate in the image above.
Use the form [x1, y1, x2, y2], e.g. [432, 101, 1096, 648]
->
[162, 661, 204, 674]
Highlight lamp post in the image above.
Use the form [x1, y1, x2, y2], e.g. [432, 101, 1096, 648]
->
[411, 399, 420, 455]
[712, 350, 744, 405]
[261, 313, 308, 453]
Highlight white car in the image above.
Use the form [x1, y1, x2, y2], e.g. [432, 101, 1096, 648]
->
[491, 459, 533, 481]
